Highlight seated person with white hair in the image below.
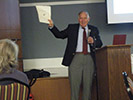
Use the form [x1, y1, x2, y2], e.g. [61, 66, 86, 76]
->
[0, 39, 28, 85]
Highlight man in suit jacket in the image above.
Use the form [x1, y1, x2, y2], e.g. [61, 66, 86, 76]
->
[48, 11, 103, 100]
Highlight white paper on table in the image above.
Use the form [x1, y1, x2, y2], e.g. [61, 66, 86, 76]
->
[36, 6, 51, 24]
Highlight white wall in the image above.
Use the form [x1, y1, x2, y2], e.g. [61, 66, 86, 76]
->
[23, 57, 68, 77]
[23, 53, 133, 76]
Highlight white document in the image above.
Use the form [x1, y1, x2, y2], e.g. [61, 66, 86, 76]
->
[36, 6, 51, 24]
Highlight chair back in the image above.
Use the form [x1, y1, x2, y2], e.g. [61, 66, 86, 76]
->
[0, 78, 30, 100]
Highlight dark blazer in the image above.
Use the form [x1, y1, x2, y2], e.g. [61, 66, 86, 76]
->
[49, 24, 103, 66]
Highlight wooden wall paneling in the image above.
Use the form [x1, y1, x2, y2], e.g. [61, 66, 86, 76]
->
[0, 0, 10, 30]
[0, 30, 10, 39]
[0, 0, 21, 39]
[0, 0, 23, 71]
[0, 0, 20, 30]
[17, 59, 23, 71]
[10, 30, 21, 39]
[8, 0, 20, 30]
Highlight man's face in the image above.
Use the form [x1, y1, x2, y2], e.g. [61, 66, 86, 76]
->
[78, 12, 90, 28]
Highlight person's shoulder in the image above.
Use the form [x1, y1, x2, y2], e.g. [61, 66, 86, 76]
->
[68, 23, 79, 26]
[88, 24, 98, 29]
[14, 69, 29, 84]
[14, 69, 27, 78]
[68, 23, 79, 28]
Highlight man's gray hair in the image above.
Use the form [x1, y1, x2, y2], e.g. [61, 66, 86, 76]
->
[78, 11, 90, 18]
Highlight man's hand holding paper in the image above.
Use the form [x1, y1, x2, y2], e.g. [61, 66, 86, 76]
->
[48, 19, 54, 27]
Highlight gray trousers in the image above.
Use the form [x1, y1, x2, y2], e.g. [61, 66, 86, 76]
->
[69, 53, 94, 100]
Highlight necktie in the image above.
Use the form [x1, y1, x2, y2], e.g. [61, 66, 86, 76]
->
[82, 27, 88, 54]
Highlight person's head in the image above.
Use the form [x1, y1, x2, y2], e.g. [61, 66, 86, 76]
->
[0, 39, 19, 74]
[78, 11, 90, 28]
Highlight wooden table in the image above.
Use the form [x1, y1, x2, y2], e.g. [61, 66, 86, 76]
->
[31, 77, 71, 100]
[31, 76, 97, 100]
